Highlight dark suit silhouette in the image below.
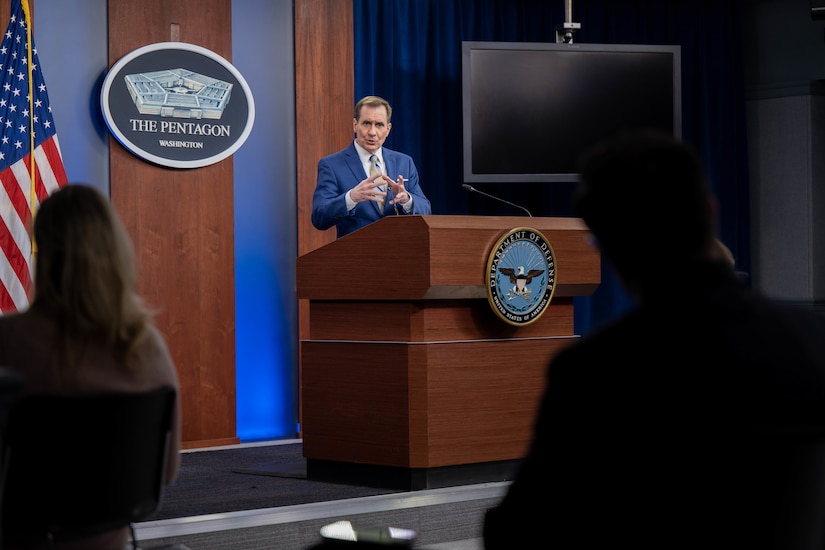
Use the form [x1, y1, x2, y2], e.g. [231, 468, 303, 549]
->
[483, 130, 825, 550]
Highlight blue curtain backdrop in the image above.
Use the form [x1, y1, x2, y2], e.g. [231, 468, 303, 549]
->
[352, 0, 748, 333]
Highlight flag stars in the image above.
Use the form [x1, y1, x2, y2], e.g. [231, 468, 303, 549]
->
[0, 3, 65, 184]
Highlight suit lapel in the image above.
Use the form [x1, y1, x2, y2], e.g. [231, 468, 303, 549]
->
[345, 143, 365, 183]
[378, 149, 395, 216]
[383, 149, 395, 181]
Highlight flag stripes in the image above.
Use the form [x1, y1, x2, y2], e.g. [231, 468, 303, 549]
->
[0, 0, 68, 314]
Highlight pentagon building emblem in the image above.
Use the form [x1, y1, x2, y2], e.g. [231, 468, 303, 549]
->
[486, 227, 557, 326]
[101, 42, 255, 169]
[124, 69, 233, 120]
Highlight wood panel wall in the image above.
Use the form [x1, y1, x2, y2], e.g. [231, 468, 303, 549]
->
[107, 0, 238, 449]
[295, 0, 354, 431]
[295, 0, 353, 260]
[16, 0, 352, 447]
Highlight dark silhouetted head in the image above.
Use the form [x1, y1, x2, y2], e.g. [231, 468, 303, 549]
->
[575, 129, 716, 292]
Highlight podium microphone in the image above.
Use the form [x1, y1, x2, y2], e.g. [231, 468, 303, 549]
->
[462, 184, 532, 217]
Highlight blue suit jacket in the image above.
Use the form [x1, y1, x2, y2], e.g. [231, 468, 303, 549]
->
[311, 142, 432, 238]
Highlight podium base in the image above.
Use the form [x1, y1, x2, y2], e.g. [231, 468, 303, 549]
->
[306, 458, 520, 491]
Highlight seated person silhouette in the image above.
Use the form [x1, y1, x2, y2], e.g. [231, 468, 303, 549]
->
[483, 129, 825, 550]
[0, 184, 182, 550]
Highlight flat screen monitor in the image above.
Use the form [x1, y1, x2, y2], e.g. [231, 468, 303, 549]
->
[462, 41, 682, 183]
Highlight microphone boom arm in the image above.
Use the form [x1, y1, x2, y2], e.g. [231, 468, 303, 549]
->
[462, 184, 532, 217]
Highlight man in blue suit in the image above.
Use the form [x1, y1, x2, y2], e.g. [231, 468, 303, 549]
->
[311, 96, 431, 238]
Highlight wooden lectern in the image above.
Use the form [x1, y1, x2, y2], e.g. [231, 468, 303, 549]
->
[296, 215, 600, 489]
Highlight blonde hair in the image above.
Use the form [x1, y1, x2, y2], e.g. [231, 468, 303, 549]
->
[32, 184, 152, 378]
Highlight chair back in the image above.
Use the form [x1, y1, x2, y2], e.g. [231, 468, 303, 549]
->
[0, 386, 175, 544]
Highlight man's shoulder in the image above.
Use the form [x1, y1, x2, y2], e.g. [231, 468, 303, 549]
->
[382, 147, 412, 160]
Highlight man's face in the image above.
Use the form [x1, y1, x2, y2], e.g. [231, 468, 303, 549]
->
[353, 105, 391, 154]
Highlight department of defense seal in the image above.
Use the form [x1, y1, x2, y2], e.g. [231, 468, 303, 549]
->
[486, 227, 557, 326]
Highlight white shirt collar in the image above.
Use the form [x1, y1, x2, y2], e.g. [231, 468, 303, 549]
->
[354, 140, 383, 166]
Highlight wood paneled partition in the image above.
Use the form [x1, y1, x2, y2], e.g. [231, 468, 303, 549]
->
[295, 0, 355, 433]
[295, 0, 353, 259]
[12, 0, 354, 447]
[106, 0, 238, 449]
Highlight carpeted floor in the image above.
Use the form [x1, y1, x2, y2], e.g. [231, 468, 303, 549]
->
[149, 442, 402, 521]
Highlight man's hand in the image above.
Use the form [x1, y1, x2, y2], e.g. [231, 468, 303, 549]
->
[350, 172, 388, 204]
[389, 175, 410, 205]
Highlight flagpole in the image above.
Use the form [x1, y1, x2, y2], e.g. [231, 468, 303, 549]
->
[0, 0, 67, 312]
[21, 0, 35, 253]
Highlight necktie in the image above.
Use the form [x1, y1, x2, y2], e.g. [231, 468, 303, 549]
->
[369, 154, 384, 213]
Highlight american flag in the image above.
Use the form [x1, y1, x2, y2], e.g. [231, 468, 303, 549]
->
[0, 0, 67, 314]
